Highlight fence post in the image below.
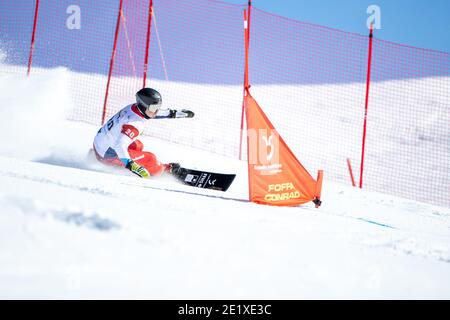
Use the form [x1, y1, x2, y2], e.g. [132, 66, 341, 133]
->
[239, 1, 252, 160]
[359, 25, 374, 188]
[27, 0, 40, 76]
[143, 0, 153, 88]
[102, 0, 124, 125]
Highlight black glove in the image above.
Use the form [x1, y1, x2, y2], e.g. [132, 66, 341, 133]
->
[169, 109, 195, 118]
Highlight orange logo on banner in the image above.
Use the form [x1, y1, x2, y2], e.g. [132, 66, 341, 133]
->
[245, 93, 323, 207]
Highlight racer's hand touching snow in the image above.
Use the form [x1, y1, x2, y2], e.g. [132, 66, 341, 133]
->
[126, 160, 150, 178]
[165, 162, 181, 175]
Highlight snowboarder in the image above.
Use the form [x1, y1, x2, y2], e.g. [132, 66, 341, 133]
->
[93, 88, 194, 178]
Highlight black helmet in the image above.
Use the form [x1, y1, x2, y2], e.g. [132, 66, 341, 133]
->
[136, 88, 162, 114]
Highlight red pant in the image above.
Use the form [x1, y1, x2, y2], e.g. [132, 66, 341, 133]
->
[94, 140, 166, 176]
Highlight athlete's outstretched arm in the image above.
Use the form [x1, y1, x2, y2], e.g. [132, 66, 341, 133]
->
[155, 108, 195, 119]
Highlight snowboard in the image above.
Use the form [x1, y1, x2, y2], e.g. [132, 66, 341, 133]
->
[171, 167, 236, 192]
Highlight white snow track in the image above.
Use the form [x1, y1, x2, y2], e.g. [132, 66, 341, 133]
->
[1, 155, 449, 299]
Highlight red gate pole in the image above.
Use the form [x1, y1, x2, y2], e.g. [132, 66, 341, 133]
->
[102, 0, 124, 125]
[347, 158, 356, 187]
[246, 0, 252, 47]
[359, 25, 374, 188]
[239, 10, 248, 160]
[27, 0, 40, 76]
[239, 1, 252, 160]
[143, 0, 153, 88]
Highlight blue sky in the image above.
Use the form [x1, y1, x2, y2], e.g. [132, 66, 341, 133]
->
[224, 0, 450, 53]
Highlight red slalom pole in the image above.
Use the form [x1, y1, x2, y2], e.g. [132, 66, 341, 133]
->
[27, 0, 40, 76]
[239, 10, 249, 160]
[359, 25, 374, 188]
[245, 1, 251, 90]
[239, 2, 252, 160]
[246, 0, 252, 46]
[347, 158, 356, 187]
[143, 0, 153, 88]
[102, 0, 124, 125]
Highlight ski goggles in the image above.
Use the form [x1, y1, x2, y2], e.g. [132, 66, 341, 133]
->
[146, 101, 162, 113]
[137, 96, 161, 113]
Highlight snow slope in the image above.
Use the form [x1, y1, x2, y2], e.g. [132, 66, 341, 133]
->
[2, 63, 449, 207]
[0, 69, 450, 299]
